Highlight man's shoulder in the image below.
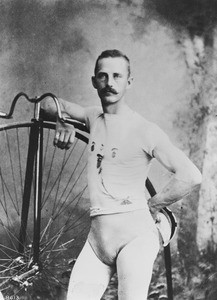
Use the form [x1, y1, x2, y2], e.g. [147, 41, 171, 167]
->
[84, 106, 103, 118]
[85, 105, 102, 113]
[133, 112, 169, 145]
[84, 106, 103, 130]
[133, 112, 160, 132]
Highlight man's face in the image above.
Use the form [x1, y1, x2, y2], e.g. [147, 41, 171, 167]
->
[92, 57, 132, 105]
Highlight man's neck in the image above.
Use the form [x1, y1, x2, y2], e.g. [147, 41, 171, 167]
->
[102, 101, 130, 115]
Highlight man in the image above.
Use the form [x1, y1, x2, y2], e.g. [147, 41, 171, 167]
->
[42, 49, 202, 299]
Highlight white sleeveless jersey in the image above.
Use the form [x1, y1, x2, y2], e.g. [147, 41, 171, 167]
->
[84, 107, 168, 217]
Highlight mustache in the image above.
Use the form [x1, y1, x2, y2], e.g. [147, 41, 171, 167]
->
[101, 87, 118, 95]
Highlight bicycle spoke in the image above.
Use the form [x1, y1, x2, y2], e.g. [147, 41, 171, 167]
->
[41, 139, 80, 209]
[0, 165, 20, 218]
[5, 131, 20, 215]
[0, 167, 8, 218]
[56, 185, 88, 221]
[16, 128, 24, 198]
[52, 151, 67, 214]
[42, 138, 57, 203]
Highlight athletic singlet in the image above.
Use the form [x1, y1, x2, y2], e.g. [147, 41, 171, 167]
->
[84, 106, 169, 217]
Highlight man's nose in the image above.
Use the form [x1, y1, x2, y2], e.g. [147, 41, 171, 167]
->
[107, 75, 115, 87]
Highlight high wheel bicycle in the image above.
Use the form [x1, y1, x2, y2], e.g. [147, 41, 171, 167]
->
[0, 93, 177, 300]
[0, 93, 91, 299]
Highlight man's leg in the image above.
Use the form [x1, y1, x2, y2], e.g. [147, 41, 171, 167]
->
[67, 241, 115, 300]
[116, 234, 160, 300]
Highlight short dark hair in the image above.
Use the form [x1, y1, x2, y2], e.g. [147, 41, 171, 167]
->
[94, 49, 131, 77]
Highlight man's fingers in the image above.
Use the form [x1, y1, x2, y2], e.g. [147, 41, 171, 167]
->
[65, 131, 75, 150]
[54, 131, 65, 148]
[54, 129, 75, 150]
[57, 131, 69, 149]
[53, 132, 60, 146]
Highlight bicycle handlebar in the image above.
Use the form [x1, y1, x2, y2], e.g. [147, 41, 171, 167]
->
[0, 92, 65, 122]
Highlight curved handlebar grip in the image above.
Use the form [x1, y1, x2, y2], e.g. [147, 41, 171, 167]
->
[36, 93, 65, 122]
[0, 92, 64, 121]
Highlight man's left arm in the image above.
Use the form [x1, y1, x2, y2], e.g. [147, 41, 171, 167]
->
[148, 137, 202, 215]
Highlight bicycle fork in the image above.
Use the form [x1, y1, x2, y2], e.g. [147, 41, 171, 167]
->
[18, 103, 43, 266]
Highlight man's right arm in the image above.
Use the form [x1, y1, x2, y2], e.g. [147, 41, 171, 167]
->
[41, 97, 86, 123]
[41, 97, 86, 150]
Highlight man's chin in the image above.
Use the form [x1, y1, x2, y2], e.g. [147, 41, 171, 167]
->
[100, 94, 119, 103]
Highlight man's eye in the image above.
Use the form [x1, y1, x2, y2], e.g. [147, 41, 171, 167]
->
[97, 73, 106, 80]
[114, 73, 122, 79]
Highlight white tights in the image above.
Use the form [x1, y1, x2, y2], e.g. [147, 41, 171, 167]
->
[67, 234, 159, 300]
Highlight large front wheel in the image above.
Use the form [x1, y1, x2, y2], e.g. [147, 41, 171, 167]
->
[0, 121, 90, 299]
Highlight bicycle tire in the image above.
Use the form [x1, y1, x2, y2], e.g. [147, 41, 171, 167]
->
[0, 120, 90, 299]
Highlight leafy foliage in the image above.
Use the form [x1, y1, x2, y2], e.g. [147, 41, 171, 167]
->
[149, 244, 217, 300]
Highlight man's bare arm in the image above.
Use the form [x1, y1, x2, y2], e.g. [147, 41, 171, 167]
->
[41, 97, 86, 150]
[148, 138, 202, 214]
[41, 97, 86, 123]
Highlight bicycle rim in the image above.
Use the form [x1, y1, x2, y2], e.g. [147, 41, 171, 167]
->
[0, 121, 90, 299]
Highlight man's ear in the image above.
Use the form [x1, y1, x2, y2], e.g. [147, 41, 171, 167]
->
[92, 76, 97, 89]
[126, 76, 133, 90]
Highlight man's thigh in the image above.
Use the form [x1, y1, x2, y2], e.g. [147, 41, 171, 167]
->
[67, 241, 115, 300]
[116, 234, 160, 300]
